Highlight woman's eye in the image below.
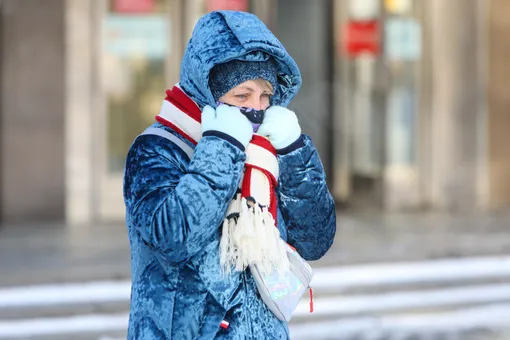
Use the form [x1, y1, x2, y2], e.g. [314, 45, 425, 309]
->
[261, 94, 272, 103]
[235, 94, 248, 100]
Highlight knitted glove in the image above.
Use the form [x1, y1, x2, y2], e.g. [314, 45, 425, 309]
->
[202, 105, 253, 150]
[257, 106, 302, 151]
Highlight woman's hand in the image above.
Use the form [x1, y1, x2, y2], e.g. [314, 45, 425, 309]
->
[257, 106, 301, 151]
[202, 104, 254, 149]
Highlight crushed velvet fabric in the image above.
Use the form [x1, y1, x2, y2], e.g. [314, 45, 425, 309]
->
[123, 10, 336, 340]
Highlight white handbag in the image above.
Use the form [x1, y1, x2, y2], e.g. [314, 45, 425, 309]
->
[250, 241, 314, 322]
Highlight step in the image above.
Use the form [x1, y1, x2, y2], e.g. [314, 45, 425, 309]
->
[289, 304, 510, 340]
[0, 300, 130, 321]
[293, 283, 510, 322]
[2, 304, 510, 340]
[0, 281, 130, 319]
[0, 313, 128, 340]
[312, 255, 510, 294]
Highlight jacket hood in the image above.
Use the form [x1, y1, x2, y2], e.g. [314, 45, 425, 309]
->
[179, 11, 302, 109]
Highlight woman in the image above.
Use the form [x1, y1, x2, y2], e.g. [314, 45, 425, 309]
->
[124, 10, 336, 340]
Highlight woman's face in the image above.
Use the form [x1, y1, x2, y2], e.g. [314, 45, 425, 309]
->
[218, 79, 273, 110]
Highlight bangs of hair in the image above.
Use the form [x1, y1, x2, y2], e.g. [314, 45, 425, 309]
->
[254, 78, 274, 94]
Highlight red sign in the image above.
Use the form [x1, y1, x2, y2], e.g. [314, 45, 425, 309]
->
[114, 0, 155, 13]
[206, 0, 249, 12]
[344, 20, 380, 57]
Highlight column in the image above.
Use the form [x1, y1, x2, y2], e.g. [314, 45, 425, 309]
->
[427, 0, 485, 210]
[65, 0, 95, 224]
[0, 0, 66, 222]
[487, 0, 510, 209]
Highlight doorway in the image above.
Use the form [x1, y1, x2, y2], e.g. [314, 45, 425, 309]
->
[93, 0, 177, 220]
[332, 0, 425, 211]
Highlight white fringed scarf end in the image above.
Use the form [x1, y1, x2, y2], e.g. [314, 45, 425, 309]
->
[220, 196, 289, 276]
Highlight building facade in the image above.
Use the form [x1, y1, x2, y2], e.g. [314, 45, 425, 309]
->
[0, 0, 509, 224]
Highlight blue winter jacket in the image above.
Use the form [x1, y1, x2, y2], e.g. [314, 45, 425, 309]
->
[123, 10, 336, 340]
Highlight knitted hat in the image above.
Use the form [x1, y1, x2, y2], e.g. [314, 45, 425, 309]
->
[209, 58, 278, 102]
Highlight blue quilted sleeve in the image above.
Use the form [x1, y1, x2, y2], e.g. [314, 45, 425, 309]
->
[123, 135, 245, 263]
[276, 135, 336, 261]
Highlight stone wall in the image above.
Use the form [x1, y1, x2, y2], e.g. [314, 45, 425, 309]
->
[0, 0, 66, 221]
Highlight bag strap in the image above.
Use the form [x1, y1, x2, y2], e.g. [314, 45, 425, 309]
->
[139, 127, 195, 159]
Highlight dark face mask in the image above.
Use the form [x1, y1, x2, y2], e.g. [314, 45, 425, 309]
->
[217, 102, 266, 132]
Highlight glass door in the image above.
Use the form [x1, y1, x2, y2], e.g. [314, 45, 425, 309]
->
[333, 0, 387, 210]
[95, 0, 174, 221]
[332, 0, 424, 211]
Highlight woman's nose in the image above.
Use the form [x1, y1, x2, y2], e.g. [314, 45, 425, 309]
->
[248, 98, 262, 110]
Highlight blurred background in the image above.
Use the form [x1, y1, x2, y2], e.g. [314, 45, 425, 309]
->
[0, 0, 510, 339]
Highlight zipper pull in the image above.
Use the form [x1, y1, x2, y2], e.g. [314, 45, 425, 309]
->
[220, 320, 230, 329]
[309, 287, 314, 313]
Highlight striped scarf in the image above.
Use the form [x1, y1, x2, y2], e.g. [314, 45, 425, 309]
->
[156, 85, 289, 275]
